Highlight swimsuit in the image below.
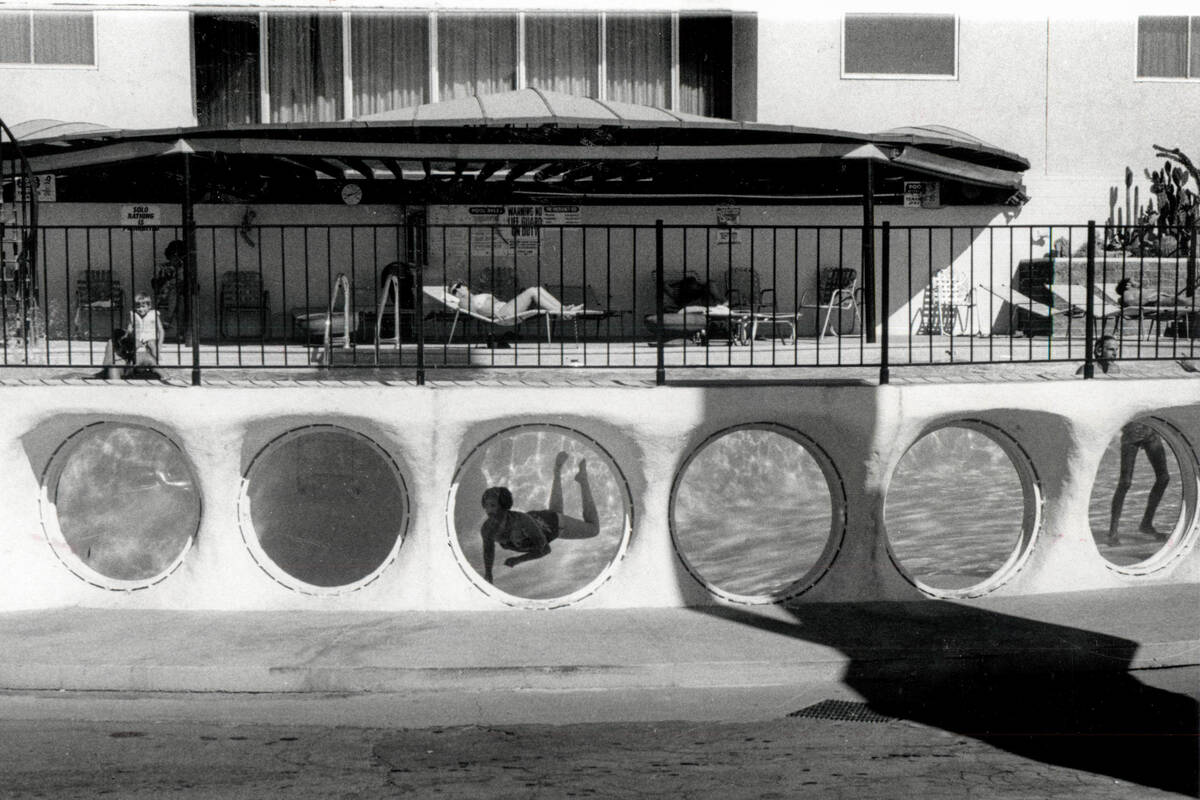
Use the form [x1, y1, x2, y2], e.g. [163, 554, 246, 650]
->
[495, 510, 560, 552]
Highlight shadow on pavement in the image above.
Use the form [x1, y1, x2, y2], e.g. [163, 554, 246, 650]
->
[691, 601, 1199, 796]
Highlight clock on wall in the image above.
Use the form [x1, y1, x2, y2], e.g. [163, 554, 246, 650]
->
[340, 182, 363, 205]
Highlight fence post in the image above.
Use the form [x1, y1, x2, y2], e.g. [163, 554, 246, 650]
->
[1188, 224, 1197, 298]
[879, 222, 889, 385]
[183, 152, 201, 386]
[1083, 220, 1096, 379]
[655, 220, 665, 386]
[413, 260, 425, 386]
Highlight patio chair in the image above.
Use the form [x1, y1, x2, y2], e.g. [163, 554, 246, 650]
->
[912, 269, 976, 336]
[797, 268, 860, 337]
[218, 271, 270, 339]
[72, 270, 124, 340]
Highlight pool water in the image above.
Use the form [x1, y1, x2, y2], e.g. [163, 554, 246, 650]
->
[673, 428, 832, 597]
[53, 425, 199, 582]
[244, 429, 408, 588]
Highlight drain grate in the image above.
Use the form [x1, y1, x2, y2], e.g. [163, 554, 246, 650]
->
[788, 699, 896, 723]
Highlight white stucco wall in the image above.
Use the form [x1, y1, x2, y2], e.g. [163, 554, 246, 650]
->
[754, 12, 1200, 228]
[0, 378, 1196, 612]
[0, 10, 194, 129]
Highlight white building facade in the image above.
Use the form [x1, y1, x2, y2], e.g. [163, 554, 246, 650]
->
[2, 4, 1197, 223]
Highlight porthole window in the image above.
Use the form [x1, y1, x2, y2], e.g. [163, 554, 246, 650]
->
[671, 424, 844, 603]
[1089, 417, 1198, 573]
[239, 425, 408, 594]
[450, 425, 631, 607]
[885, 422, 1040, 597]
[41, 423, 200, 589]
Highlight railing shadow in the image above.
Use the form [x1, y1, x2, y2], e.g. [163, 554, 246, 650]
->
[688, 601, 1199, 796]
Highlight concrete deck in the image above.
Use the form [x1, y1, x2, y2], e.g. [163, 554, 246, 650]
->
[0, 585, 1194, 696]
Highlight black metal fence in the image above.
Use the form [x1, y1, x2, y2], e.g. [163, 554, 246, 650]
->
[1, 220, 1195, 383]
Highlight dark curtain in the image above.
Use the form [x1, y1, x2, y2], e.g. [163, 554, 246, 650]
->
[195, 14, 260, 126]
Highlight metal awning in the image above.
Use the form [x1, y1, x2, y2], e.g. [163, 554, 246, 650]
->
[7, 89, 1030, 201]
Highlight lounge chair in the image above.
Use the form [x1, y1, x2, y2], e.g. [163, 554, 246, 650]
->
[977, 282, 1118, 336]
[1044, 284, 1124, 335]
[642, 270, 740, 344]
[422, 285, 599, 344]
[1098, 282, 1193, 339]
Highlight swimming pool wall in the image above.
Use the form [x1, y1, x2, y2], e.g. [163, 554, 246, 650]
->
[1, 378, 1197, 611]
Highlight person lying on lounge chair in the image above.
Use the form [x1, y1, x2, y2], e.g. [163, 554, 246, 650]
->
[1115, 278, 1186, 308]
[448, 280, 583, 320]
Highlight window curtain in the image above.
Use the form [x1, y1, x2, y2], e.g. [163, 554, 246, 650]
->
[437, 14, 516, 100]
[268, 13, 344, 123]
[1138, 17, 1190, 78]
[678, 16, 731, 118]
[1193, 18, 1200, 78]
[32, 11, 93, 65]
[605, 14, 670, 108]
[526, 14, 597, 97]
[351, 14, 427, 116]
[194, 14, 260, 126]
[0, 12, 32, 63]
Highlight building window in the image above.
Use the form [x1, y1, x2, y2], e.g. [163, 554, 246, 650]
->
[1138, 16, 1200, 79]
[679, 15, 732, 118]
[192, 10, 739, 125]
[267, 13, 344, 123]
[195, 14, 259, 126]
[526, 13, 598, 97]
[0, 10, 94, 66]
[351, 14, 427, 117]
[842, 13, 956, 78]
[605, 14, 671, 107]
[437, 13, 517, 101]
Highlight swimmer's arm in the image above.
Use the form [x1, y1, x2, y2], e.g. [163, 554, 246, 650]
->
[481, 522, 497, 583]
[503, 545, 550, 569]
[503, 515, 549, 568]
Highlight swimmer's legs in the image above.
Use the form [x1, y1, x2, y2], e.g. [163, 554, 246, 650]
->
[558, 456, 600, 539]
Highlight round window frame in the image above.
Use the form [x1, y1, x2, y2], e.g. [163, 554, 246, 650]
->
[38, 421, 201, 591]
[237, 424, 410, 596]
[446, 423, 634, 610]
[884, 419, 1043, 599]
[669, 422, 848, 605]
[1093, 416, 1199, 576]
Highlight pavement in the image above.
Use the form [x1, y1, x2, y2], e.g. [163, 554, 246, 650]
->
[1, 585, 1196, 702]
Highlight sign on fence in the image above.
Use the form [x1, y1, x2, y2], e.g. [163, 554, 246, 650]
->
[120, 204, 160, 229]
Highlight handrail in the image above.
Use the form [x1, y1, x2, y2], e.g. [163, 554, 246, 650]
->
[320, 272, 352, 366]
[374, 273, 402, 366]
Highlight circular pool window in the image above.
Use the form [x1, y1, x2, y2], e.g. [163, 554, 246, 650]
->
[239, 426, 408, 593]
[41, 422, 200, 589]
[450, 425, 631, 606]
[1088, 417, 1197, 573]
[885, 422, 1039, 597]
[671, 424, 844, 603]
